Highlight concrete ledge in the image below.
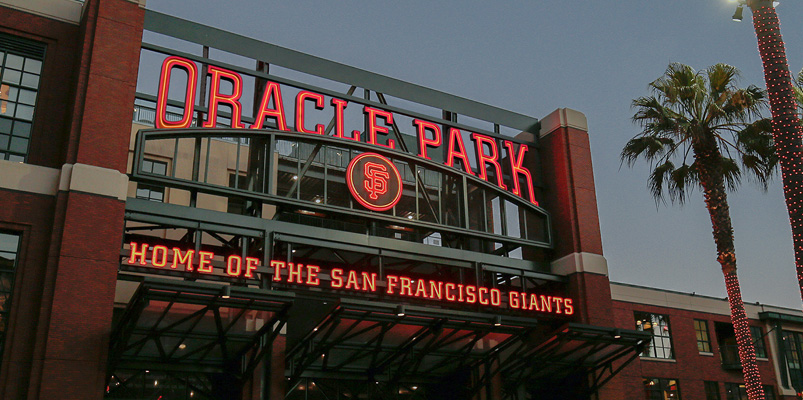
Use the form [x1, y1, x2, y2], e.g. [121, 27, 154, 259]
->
[551, 252, 608, 276]
[0, 159, 61, 195]
[59, 163, 128, 201]
[539, 108, 588, 137]
[0, 0, 84, 25]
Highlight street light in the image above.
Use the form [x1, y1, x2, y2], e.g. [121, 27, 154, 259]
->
[732, 6, 743, 21]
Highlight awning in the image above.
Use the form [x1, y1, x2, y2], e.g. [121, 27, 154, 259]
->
[285, 299, 649, 398]
[106, 277, 294, 397]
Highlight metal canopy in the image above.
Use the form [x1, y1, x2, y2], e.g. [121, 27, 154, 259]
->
[106, 277, 294, 398]
[285, 299, 649, 399]
[494, 323, 651, 397]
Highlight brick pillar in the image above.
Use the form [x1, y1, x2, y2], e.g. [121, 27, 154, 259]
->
[536, 108, 614, 328]
[27, 0, 144, 398]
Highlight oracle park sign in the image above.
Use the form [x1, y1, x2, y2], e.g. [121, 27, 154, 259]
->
[135, 53, 571, 318]
[155, 56, 539, 207]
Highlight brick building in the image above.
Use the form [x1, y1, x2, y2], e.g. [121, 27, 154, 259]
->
[0, 1, 798, 399]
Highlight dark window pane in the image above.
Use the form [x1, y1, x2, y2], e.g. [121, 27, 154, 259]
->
[9, 137, 27, 154]
[12, 121, 30, 138]
[0, 134, 8, 150]
[704, 381, 720, 400]
[0, 118, 11, 134]
[751, 326, 767, 358]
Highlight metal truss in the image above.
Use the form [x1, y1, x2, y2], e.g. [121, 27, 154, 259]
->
[285, 299, 536, 393]
[107, 277, 294, 395]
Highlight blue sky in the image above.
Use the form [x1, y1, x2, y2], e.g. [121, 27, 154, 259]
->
[148, 0, 803, 308]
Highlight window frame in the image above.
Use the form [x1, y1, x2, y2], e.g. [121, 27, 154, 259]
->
[643, 377, 681, 400]
[0, 230, 22, 364]
[750, 326, 767, 359]
[635, 311, 674, 359]
[704, 381, 721, 400]
[135, 158, 168, 202]
[724, 382, 747, 400]
[695, 319, 713, 354]
[0, 34, 45, 162]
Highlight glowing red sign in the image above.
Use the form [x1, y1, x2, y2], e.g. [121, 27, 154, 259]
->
[155, 57, 539, 206]
[126, 242, 574, 316]
[347, 153, 402, 212]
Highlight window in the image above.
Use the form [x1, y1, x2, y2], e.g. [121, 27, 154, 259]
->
[643, 378, 681, 400]
[724, 383, 746, 400]
[751, 326, 767, 358]
[0, 33, 45, 162]
[635, 312, 673, 359]
[763, 385, 775, 400]
[695, 319, 712, 353]
[782, 330, 803, 391]
[704, 381, 720, 400]
[0, 231, 21, 362]
[136, 159, 167, 202]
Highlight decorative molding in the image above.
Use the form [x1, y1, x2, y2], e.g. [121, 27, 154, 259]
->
[59, 163, 128, 200]
[0, 0, 84, 25]
[0, 159, 60, 195]
[551, 252, 608, 276]
[539, 108, 588, 137]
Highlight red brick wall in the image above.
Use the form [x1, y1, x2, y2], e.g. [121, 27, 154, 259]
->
[539, 124, 603, 257]
[0, 1, 144, 399]
[0, 190, 56, 399]
[609, 300, 779, 400]
[540, 120, 613, 327]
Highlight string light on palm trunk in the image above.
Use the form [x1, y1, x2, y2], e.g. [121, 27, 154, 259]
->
[738, 0, 803, 310]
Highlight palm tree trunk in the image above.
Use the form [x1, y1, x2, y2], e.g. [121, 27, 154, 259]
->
[747, 1, 803, 307]
[694, 139, 765, 400]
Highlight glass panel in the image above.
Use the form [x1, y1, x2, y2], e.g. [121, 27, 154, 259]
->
[0, 118, 10, 133]
[12, 121, 30, 138]
[17, 89, 35, 105]
[15, 104, 33, 121]
[4, 86, 17, 102]
[0, 134, 8, 150]
[20, 73, 38, 88]
[1, 69, 20, 85]
[0, 103, 15, 117]
[635, 311, 673, 359]
[23, 58, 41, 74]
[4, 54, 23, 70]
[9, 137, 27, 154]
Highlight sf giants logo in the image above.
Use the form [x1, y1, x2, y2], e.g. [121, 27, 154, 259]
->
[364, 162, 390, 200]
[347, 153, 402, 212]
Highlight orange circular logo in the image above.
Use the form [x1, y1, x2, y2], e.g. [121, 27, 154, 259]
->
[346, 153, 402, 212]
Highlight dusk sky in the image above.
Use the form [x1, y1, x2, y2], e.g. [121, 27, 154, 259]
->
[146, 0, 803, 309]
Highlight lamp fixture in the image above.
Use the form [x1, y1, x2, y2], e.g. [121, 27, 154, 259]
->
[222, 285, 231, 299]
[732, 5, 744, 22]
[396, 305, 406, 317]
[493, 316, 502, 327]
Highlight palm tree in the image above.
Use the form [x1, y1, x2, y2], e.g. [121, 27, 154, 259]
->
[743, 1, 803, 313]
[622, 63, 776, 400]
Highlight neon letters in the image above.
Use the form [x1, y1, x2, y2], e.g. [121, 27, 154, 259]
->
[126, 242, 572, 315]
[155, 56, 539, 206]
